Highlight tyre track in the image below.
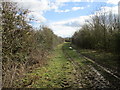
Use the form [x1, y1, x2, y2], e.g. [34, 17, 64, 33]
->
[78, 53, 120, 89]
[62, 45, 111, 88]
[80, 54, 120, 80]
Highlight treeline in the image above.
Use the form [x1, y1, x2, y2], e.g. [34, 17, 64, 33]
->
[1, 2, 63, 87]
[72, 10, 120, 55]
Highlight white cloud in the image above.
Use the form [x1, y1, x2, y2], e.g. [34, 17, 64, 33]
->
[95, 6, 118, 15]
[56, 0, 109, 3]
[49, 15, 90, 37]
[54, 6, 85, 13]
[13, 0, 51, 23]
[54, 15, 90, 26]
[55, 0, 95, 2]
[55, 0, 119, 4]
[104, 6, 118, 14]
[72, 7, 85, 11]
[28, 12, 47, 23]
[55, 9, 70, 12]
[50, 25, 78, 37]
[9, 0, 66, 22]
[107, 0, 119, 5]
[55, 0, 69, 3]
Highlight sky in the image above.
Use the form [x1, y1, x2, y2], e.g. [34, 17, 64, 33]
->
[6, 0, 119, 37]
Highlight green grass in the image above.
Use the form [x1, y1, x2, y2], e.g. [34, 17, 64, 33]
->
[71, 43, 118, 71]
[78, 48, 118, 71]
[17, 43, 76, 88]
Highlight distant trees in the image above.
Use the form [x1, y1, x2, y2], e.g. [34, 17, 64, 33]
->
[1, 2, 63, 87]
[72, 10, 120, 55]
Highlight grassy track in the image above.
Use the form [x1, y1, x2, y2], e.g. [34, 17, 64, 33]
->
[18, 44, 78, 88]
[15, 43, 120, 89]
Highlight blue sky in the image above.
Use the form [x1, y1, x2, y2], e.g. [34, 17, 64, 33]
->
[15, 0, 119, 37]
